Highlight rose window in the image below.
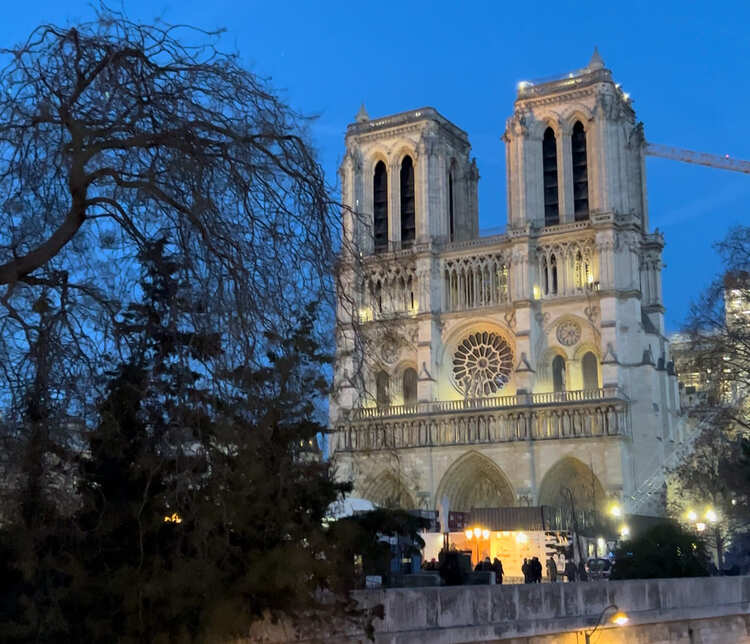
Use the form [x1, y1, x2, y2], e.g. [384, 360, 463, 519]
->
[452, 331, 513, 397]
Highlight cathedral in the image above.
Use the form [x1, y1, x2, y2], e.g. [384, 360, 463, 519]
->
[330, 51, 683, 519]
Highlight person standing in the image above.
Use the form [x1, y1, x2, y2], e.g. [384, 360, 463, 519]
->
[522, 558, 530, 583]
[564, 559, 577, 583]
[492, 557, 504, 585]
[531, 557, 542, 583]
[546, 556, 558, 582]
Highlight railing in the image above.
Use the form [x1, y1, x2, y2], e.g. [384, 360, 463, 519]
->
[346, 386, 625, 421]
[334, 393, 629, 453]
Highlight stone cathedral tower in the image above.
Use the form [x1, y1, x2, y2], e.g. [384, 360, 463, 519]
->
[331, 51, 682, 517]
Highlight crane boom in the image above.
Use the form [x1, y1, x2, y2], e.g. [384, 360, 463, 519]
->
[645, 142, 750, 174]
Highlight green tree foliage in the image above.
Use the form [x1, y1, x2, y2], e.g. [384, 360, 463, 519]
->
[0, 243, 360, 642]
[610, 523, 709, 580]
[328, 509, 429, 579]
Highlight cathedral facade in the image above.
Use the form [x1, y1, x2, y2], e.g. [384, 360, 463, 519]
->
[330, 52, 682, 517]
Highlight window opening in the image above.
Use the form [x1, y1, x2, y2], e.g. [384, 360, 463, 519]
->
[550, 254, 558, 294]
[552, 355, 566, 393]
[582, 352, 599, 390]
[376, 371, 390, 407]
[572, 121, 589, 220]
[403, 368, 418, 407]
[373, 161, 388, 251]
[400, 156, 415, 247]
[543, 127, 559, 225]
[448, 165, 455, 241]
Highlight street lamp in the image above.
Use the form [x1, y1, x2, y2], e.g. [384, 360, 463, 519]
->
[465, 525, 490, 563]
[584, 604, 629, 644]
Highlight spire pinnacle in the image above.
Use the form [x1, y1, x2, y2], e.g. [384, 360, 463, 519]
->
[355, 102, 369, 123]
[587, 47, 605, 71]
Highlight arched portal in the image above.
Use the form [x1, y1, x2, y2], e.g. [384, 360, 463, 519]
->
[537, 456, 605, 512]
[361, 470, 416, 510]
[435, 451, 515, 512]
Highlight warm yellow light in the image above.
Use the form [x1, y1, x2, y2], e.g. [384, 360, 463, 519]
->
[532, 285, 541, 300]
[609, 504, 622, 518]
[597, 537, 606, 551]
[705, 509, 718, 523]
[482, 529, 490, 540]
[687, 510, 697, 522]
[696, 522, 706, 532]
[358, 306, 372, 322]
[515, 532, 528, 544]
[495, 532, 503, 539]
[164, 512, 182, 524]
[465, 529, 473, 540]
[611, 611, 629, 626]
[620, 525, 630, 538]
[473, 526, 482, 538]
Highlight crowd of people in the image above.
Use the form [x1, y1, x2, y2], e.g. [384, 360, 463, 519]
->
[474, 556, 504, 584]
[425, 549, 595, 585]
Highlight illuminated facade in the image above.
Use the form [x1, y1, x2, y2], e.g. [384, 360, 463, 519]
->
[331, 51, 683, 516]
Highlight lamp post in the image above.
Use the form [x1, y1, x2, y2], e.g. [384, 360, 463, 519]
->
[685, 506, 723, 569]
[584, 604, 629, 644]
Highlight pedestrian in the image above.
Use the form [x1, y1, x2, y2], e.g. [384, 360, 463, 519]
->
[546, 556, 558, 582]
[531, 556, 542, 583]
[578, 559, 588, 582]
[492, 557, 504, 585]
[564, 559, 577, 582]
[522, 558, 530, 583]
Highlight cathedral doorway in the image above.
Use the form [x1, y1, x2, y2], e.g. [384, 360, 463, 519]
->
[537, 456, 605, 512]
[361, 470, 416, 510]
[435, 451, 515, 512]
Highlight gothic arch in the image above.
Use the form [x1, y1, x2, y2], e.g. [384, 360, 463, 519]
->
[529, 114, 563, 140]
[360, 470, 416, 510]
[435, 451, 515, 512]
[537, 456, 605, 511]
[560, 107, 594, 132]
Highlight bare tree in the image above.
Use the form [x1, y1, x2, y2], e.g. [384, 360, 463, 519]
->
[0, 6, 337, 423]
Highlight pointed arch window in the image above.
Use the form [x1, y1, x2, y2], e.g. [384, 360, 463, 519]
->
[376, 371, 390, 407]
[542, 256, 549, 295]
[400, 156, 415, 247]
[582, 352, 599, 390]
[543, 127, 559, 226]
[552, 355, 566, 393]
[403, 368, 418, 407]
[448, 165, 455, 242]
[550, 253, 558, 294]
[571, 121, 589, 220]
[373, 161, 388, 252]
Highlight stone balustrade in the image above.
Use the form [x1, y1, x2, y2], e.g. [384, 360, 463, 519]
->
[334, 388, 629, 453]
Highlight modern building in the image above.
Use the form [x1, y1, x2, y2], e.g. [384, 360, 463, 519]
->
[330, 51, 684, 519]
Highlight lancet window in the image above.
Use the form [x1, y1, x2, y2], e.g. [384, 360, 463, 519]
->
[448, 162, 456, 242]
[400, 156, 415, 247]
[538, 240, 596, 298]
[376, 371, 390, 407]
[552, 355, 566, 393]
[402, 368, 418, 407]
[373, 161, 388, 252]
[571, 121, 589, 220]
[582, 352, 599, 390]
[543, 127, 559, 226]
[443, 252, 510, 312]
[365, 264, 418, 318]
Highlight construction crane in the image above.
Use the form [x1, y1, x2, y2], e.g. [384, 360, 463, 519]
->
[645, 143, 750, 174]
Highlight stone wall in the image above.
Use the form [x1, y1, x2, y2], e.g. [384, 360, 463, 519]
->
[352, 576, 750, 643]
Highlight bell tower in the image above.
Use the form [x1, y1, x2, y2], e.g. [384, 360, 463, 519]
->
[503, 49, 649, 232]
[339, 105, 479, 256]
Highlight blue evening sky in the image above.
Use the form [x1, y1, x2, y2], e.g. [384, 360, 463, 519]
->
[3, 1, 749, 332]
